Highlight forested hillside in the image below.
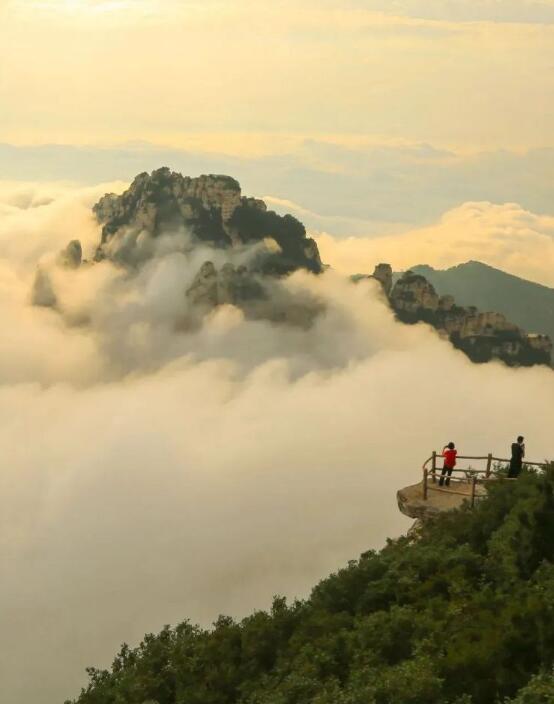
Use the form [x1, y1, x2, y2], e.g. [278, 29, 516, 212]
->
[68, 467, 554, 704]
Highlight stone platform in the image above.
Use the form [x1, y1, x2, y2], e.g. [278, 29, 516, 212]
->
[397, 479, 487, 520]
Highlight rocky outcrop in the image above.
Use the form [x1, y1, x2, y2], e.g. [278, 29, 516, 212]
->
[408, 262, 554, 352]
[32, 169, 325, 332]
[397, 482, 446, 520]
[186, 261, 266, 311]
[57, 240, 82, 269]
[185, 261, 322, 328]
[374, 266, 553, 367]
[397, 480, 486, 521]
[371, 263, 393, 296]
[31, 268, 57, 308]
[390, 271, 439, 316]
[93, 168, 322, 275]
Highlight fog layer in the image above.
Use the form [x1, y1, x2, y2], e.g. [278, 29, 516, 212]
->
[1, 183, 553, 704]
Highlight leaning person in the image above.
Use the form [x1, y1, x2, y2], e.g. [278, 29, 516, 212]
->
[508, 435, 525, 478]
[439, 442, 457, 487]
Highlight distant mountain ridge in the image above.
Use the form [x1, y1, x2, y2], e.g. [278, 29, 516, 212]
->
[370, 264, 552, 367]
[403, 261, 554, 343]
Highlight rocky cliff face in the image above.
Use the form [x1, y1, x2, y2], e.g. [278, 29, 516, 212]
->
[185, 261, 322, 327]
[186, 261, 266, 311]
[93, 168, 322, 275]
[57, 240, 82, 269]
[371, 263, 393, 296]
[397, 479, 487, 524]
[34, 169, 324, 329]
[378, 267, 553, 367]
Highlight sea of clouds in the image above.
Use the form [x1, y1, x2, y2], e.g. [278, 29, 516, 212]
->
[1, 182, 553, 704]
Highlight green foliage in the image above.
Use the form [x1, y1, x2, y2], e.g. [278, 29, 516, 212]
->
[505, 669, 554, 703]
[68, 467, 554, 704]
[229, 205, 320, 275]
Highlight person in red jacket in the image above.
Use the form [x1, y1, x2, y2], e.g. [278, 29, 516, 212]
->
[439, 442, 457, 487]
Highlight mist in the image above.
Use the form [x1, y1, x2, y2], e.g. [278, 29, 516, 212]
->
[1, 183, 553, 704]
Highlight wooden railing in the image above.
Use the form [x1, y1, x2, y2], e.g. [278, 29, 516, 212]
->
[421, 452, 549, 507]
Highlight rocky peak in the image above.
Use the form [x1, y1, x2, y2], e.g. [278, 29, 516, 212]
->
[57, 240, 82, 269]
[92, 168, 322, 275]
[371, 263, 393, 296]
[381, 266, 553, 367]
[390, 270, 439, 316]
[31, 268, 57, 308]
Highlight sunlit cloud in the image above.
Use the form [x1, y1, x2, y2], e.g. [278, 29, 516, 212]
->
[2, 0, 554, 148]
[23, 0, 140, 9]
[316, 201, 554, 287]
[359, 0, 554, 24]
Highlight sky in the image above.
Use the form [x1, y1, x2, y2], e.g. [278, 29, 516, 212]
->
[2, 0, 554, 248]
[2, 3, 554, 704]
[2, 0, 554, 150]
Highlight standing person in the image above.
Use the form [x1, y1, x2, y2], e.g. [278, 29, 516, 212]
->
[439, 442, 457, 487]
[508, 436, 525, 478]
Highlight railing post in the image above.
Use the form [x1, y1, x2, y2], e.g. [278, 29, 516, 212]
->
[486, 453, 492, 478]
[432, 451, 437, 484]
[423, 468, 428, 500]
[471, 476, 477, 508]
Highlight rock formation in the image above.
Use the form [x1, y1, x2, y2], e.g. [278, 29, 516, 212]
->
[93, 168, 322, 275]
[407, 261, 554, 349]
[390, 270, 439, 316]
[31, 268, 57, 308]
[398, 481, 471, 521]
[186, 261, 266, 311]
[185, 261, 322, 328]
[380, 267, 553, 367]
[35, 168, 324, 329]
[371, 263, 393, 296]
[57, 240, 82, 269]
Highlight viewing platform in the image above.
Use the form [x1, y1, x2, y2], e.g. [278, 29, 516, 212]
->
[398, 452, 548, 521]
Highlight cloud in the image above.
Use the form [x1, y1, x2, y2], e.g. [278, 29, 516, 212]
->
[3, 2, 554, 149]
[0, 180, 125, 268]
[1, 184, 553, 704]
[359, 0, 554, 24]
[316, 201, 554, 287]
[6, 0, 157, 17]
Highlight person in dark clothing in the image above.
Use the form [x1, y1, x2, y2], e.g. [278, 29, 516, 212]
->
[508, 436, 525, 478]
[439, 442, 457, 487]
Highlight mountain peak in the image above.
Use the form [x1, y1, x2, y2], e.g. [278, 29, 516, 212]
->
[379, 265, 553, 367]
[92, 168, 322, 274]
[404, 261, 554, 349]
